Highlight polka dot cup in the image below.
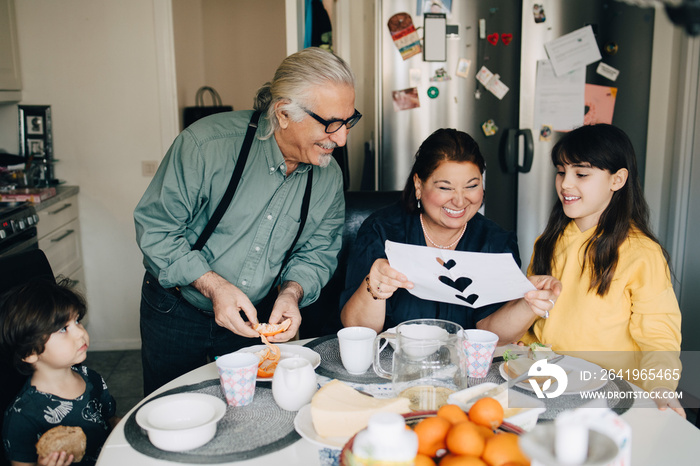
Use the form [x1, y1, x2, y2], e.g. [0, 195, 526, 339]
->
[216, 352, 258, 407]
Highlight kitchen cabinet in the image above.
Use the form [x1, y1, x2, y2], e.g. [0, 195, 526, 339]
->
[0, 0, 21, 101]
[35, 186, 86, 308]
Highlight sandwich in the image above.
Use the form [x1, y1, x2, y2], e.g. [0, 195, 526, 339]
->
[36, 426, 86, 462]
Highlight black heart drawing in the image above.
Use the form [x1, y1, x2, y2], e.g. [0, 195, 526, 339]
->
[438, 275, 472, 292]
[456, 294, 479, 305]
[435, 258, 457, 270]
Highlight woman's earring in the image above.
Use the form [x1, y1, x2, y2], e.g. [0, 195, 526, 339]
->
[417, 199, 421, 210]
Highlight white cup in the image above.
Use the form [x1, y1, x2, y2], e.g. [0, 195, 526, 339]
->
[337, 327, 377, 375]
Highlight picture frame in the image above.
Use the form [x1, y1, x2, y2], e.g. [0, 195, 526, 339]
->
[18, 105, 53, 160]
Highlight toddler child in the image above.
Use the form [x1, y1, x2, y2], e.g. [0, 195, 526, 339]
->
[1, 278, 118, 465]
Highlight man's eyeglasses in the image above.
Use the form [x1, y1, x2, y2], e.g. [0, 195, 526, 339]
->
[302, 108, 362, 133]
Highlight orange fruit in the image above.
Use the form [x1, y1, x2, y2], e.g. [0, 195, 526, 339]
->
[481, 432, 530, 466]
[414, 453, 436, 466]
[475, 425, 496, 439]
[445, 421, 485, 457]
[437, 404, 469, 424]
[254, 318, 291, 336]
[414, 416, 451, 457]
[439, 454, 488, 466]
[468, 397, 504, 430]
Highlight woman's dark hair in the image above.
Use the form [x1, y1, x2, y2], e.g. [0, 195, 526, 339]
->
[531, 124, 666, 295]
[0, 277, 87, 375]
[402, 128, 485, 213]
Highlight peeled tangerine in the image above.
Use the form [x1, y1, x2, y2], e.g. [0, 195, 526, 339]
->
[254, 318, 291, 336]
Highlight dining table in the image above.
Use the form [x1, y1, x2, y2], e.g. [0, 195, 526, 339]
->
[96, 338, 700, 466]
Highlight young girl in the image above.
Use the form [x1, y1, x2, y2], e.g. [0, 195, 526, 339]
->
[1, 279, 118, 466]
[523, 124, 684, 417]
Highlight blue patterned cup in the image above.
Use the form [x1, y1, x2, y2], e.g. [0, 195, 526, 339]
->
[215, 352, 258, 406]
[461, 329, 498, 378]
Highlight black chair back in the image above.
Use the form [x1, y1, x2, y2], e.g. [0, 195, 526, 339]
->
[0, 249, 55, 466]
[299, 191, 402, 338]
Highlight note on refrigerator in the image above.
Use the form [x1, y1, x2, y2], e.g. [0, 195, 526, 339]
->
[384, 240, 535, 308]
[533, 59, 585, 132]
[544, 25, 602, 77]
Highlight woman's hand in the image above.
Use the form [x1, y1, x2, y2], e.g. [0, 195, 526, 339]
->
[365, 259, 413, 300]
[523, 275, 562, 319]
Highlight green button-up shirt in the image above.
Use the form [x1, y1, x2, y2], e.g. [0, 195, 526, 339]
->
[134, 110, 345, 311]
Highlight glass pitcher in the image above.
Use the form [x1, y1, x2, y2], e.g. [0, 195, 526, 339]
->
[373, 319, 467, 411]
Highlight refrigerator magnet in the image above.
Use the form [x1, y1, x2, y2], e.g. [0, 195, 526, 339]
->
[429, 68, 451, 81]
[427, 86, 440, 99]
[387, 12, 422, 60]
[424, 13, 447, 62]
[456, 58, 471, 78]
[487, 33, 499, 46]
[596, 62, 620, 81]
[501, 33, 513, 45]
[540, 125, 553, 142]
[482, 119, 498, 137]
[392, 88, 421, 112]
[533, 4, 546, 23]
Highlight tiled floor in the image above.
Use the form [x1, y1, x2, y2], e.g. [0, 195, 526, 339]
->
[84, 350, 143, 418]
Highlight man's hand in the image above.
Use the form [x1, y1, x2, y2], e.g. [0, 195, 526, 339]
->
[265, 281, 303, 343]
[192, 271, 260, 338]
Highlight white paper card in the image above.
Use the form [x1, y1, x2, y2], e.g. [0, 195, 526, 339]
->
[544, 25, 602, 76]
[596, 62, 620, 81]
[533, 59, 585, 131]
[384, 240, 535, 308]
[475, 66, 509, 100]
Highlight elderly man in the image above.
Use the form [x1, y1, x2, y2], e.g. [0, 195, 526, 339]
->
[134, 47, 359, 394]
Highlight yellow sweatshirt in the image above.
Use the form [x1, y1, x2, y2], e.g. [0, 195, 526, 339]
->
[523, 222, 682, 391]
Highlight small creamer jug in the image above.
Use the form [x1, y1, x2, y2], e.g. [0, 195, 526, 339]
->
[272, 357, 317, 411]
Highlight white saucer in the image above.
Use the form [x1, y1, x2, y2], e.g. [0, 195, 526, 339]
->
[293, 404, 349, 450]
[499, 355, 607, 394]
[235, 344, 321, 382]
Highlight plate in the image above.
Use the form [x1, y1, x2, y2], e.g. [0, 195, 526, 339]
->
[499, 355, 607, 394]
[235, 344, 321, 381]
[294, 404, 349, 449]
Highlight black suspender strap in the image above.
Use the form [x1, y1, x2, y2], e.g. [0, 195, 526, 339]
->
[276, 168, 313, 285]
[192, 111, 261, 251]
[191, 110, 314, 289]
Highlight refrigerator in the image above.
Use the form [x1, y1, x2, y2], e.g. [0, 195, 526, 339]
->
[375, 0, 656, 269]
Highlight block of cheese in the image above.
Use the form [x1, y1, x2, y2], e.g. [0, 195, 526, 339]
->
[311, 380, 411, 438]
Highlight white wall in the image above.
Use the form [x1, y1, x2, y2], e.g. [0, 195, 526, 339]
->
[5, 0, 178, 350]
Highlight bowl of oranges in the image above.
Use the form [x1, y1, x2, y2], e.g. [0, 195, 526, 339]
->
[340, 397, 531, 466]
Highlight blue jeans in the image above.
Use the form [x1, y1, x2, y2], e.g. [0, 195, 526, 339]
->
[139, 272, 253, 396]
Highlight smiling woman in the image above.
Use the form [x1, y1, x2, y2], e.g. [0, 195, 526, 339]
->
[339, 128, 561, 342]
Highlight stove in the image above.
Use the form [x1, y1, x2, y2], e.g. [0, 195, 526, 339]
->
[0, 202, 39, 257]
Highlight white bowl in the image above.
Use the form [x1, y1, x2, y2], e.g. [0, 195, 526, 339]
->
[135, 393, 226, 451]
[447, 383, 546, 431]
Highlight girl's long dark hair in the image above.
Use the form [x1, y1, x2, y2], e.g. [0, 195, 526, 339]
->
[531, 124, 666, 295]
[402, 128, 485, 213]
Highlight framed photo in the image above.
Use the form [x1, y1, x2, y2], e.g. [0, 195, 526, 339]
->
[18, 105, 53, 160]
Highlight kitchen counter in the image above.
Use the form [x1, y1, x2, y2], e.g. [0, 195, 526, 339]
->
[32, 185, 79, 211]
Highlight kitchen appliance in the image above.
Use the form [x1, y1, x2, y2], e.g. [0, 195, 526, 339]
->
[376, 0, 656, 268]
[0, 203, 39, 257]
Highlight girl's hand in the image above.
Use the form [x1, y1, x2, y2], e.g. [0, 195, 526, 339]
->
[523, 275, 562, 319]
[38, 450, 74, 466]
[651, 387, 687, 418]
[365, 259, 413, 300]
